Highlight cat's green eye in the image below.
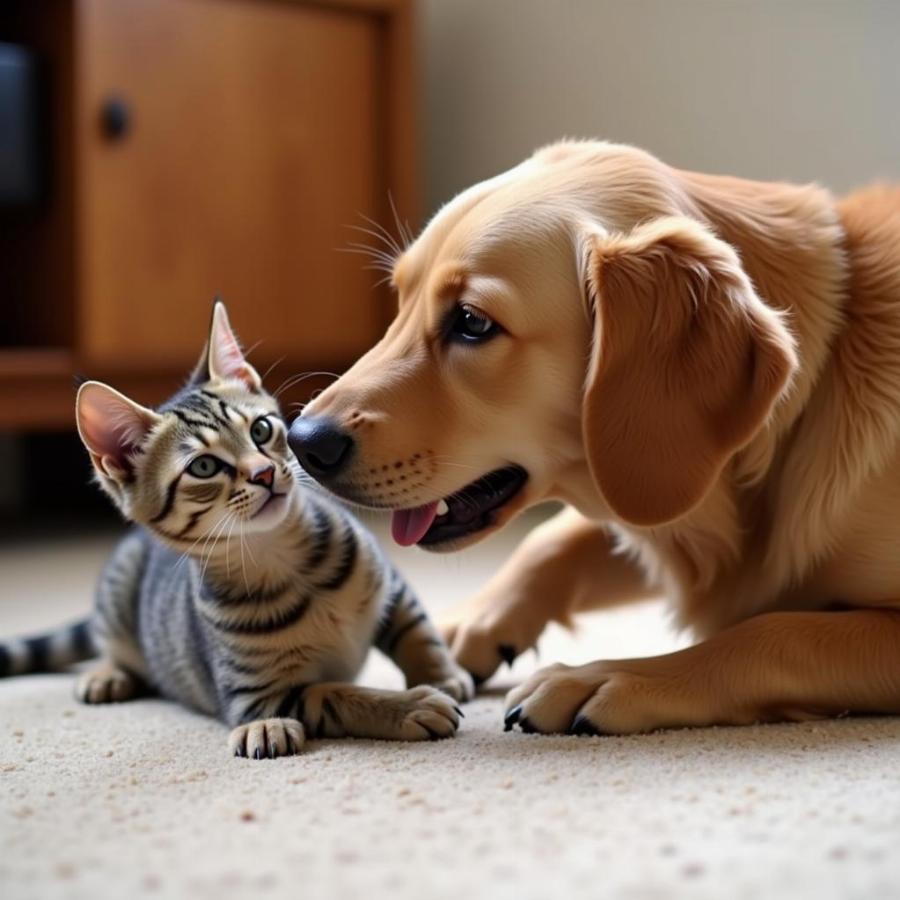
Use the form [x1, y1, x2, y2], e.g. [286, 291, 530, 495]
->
[187, 455, 223, 479]
[250, 417, 273, 445]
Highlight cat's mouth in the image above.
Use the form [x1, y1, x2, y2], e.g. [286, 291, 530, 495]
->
[253, 491, 287, 520]
[390, 465, 528, 549]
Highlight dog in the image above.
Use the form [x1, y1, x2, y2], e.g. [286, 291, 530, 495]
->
[288, 140, 900, 735]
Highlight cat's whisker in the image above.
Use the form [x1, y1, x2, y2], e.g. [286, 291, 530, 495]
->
[241, 338, 265, 360]
[272, 370, 340, 400]
[224, 514, 241, 580]
[173, 518, 223, 573]
[197, 510, 232, 563]
[200, 512, 236, 584]
[259, 356, 285, 386]
[242, 523, 259, 567]
[238, 519, 253, 602]
[197, 516, 227, 583]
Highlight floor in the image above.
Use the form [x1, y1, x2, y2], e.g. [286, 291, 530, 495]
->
[1, 510, 900, 900]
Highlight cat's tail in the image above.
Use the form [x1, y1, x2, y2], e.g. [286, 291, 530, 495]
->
[0, 619, 97, 677]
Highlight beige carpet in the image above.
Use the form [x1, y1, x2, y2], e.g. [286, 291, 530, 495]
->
[2, 512, 900, 900]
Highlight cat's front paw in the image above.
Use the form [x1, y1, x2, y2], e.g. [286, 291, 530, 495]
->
[229, 717, 306, 759]
[395, 686, 463, 741]
[426, 666, 476, 704]
[75, 664, 141, 704]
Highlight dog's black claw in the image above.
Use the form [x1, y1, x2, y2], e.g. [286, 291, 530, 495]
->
[518, 715, 539, 734]
[504, 705, 523, 732]
[234, 747, 244, 758]
[254, 748, 262, 760]
[498, 644, 517, 667]
[569, 715, 601, 737]
[268, 742, 277, 759]
[454, 706, 465, 718]
[422, 724, 442, 741]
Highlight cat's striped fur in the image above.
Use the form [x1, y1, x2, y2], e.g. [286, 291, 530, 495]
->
[0, 303, 471, 758]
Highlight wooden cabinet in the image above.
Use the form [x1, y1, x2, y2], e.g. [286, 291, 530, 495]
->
[0, 0, 417, 428]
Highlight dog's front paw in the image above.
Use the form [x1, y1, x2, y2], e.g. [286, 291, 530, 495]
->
[229, 718, 306, 759]
[75, 664, 141, 704]
[439, 596, 543, 688]
[503, 662, 673, 736]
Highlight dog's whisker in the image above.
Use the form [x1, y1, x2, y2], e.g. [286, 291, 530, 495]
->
[431, 462, 482, 474]
[341, 237, 396, 254]
[337, 245, 397, 277]
[373, 273, 396, 289]
[388, 191, 414, 251]
[347, 234, 397, 255]
[364, 263, 397, 276]
[351, 218, 401, 254]
[339, 242, 397, 266]
[355, 213, 405, 257]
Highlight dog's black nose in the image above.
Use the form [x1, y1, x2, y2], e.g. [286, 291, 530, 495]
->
[288, 416, 354, 477]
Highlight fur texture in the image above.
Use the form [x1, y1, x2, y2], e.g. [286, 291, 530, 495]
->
[299, 140, 900, 735]
[0, 304, 471, 756]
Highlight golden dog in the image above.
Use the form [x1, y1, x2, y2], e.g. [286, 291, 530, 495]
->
[288, 140, 900, 735]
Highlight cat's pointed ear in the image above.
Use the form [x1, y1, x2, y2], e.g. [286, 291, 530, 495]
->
[198, 300, 261, 391]
[76, 381, 161, 482]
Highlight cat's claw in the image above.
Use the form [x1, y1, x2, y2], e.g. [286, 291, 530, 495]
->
[229, 717, 306, 759]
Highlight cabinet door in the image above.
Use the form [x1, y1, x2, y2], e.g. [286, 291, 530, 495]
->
[75, 0, 384, 372]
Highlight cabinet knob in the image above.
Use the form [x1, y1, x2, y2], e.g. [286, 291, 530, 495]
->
[100, 97, 131, 140]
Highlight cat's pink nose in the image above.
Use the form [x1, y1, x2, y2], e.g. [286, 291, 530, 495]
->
[248, 463, 275, 488]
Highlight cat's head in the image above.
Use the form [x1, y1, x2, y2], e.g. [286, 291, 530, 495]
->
[76, 302, 299, 546]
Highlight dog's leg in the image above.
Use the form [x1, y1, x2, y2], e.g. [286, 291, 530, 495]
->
[503, 608, 900, 734]
[440, 506, 656, 684]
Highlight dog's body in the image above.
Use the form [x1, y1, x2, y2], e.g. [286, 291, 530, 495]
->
[290, 141, 900, 734]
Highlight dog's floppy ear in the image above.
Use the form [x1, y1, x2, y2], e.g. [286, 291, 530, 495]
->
[581, 216, 797, 527]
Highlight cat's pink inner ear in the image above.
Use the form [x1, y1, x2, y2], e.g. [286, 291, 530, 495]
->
[207, 303, 261, 390]
[76, 382, 158, 473]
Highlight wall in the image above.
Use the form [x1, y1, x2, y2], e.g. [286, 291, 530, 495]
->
[420, 0, 900, 215]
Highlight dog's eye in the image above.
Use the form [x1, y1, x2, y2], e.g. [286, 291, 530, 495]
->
[187, 455, 224, 479]
[448, 305, 499, 343]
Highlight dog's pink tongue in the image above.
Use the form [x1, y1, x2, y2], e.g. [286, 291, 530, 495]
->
[391, 502, 439, 547]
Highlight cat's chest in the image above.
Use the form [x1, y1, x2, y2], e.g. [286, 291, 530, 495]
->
[290, 589, 378, 665]
[209, 573, 384, 685]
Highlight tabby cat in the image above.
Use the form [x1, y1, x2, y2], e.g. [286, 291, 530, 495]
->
[0, 302, 472, 758]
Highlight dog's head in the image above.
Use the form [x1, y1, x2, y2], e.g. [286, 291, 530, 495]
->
[290, 141, 797, 550]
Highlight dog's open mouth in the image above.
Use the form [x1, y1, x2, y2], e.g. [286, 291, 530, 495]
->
[390, 465, 528, 547]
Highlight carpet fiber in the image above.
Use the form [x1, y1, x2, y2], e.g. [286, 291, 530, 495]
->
[2, 515, 899, 900]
